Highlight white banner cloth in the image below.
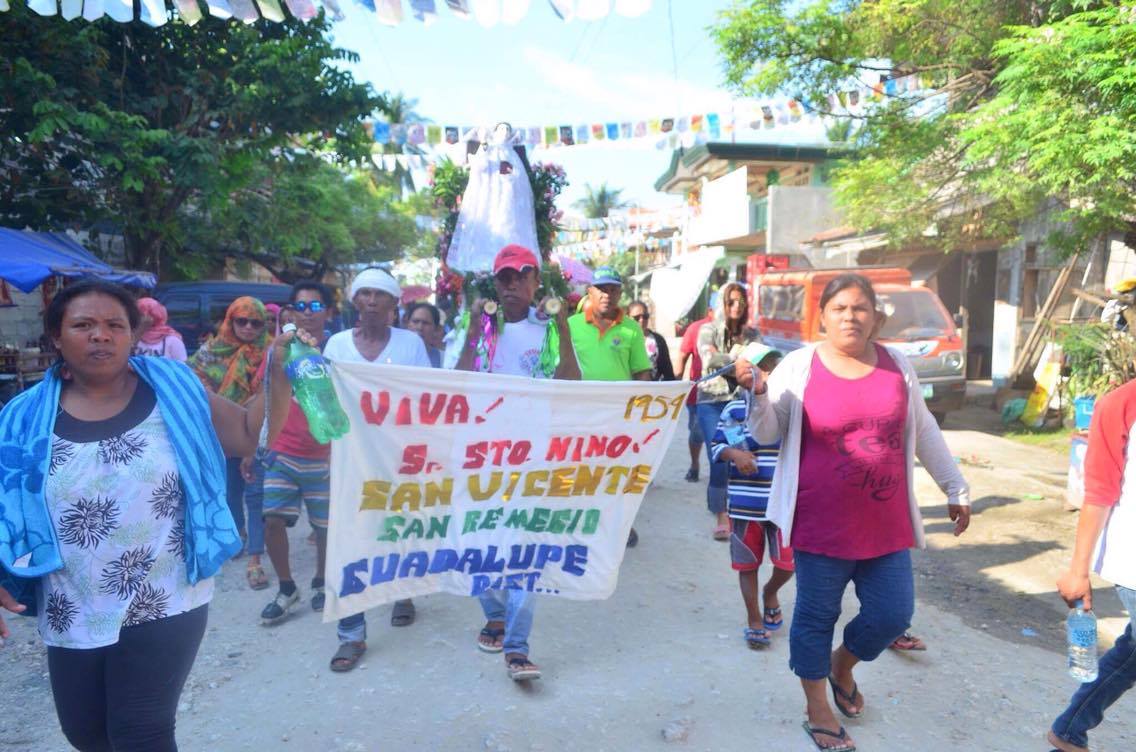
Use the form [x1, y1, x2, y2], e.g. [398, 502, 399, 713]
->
[324, 362, 688, 621]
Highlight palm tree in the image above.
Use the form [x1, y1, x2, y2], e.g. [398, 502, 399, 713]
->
[573, 182, 630, 218]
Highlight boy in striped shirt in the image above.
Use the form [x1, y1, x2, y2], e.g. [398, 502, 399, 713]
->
[710, 344, 794, 649]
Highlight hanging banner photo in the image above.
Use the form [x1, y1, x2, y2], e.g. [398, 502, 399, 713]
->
[323, 363, 688, 621]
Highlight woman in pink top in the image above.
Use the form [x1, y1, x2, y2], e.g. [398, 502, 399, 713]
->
[737, 274, 970, 751]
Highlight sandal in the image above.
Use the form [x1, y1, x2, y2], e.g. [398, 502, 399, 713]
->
[506, 656, 541, 681]
[477, 626, 505, 653]
[802, 721, 856, 751]
[763, 606, 783, 631]
[889, 632, 927, 651]
[329, 641, 366, 672]
[391, 598, 415, 627]
[744, 627, 771, 649]
[712, 524, 730, 541]
[827, 675, 864, 718]
[246, 563, 269, 591]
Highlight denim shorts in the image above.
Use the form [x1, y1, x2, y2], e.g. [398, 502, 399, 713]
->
[789, 549, 914, 680]
[686, 403, 703, 443]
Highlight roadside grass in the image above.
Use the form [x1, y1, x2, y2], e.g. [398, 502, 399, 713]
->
[1001, 425, 1074, 454]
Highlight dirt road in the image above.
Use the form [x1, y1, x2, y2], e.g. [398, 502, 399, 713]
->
[3, 410, 1135, 751]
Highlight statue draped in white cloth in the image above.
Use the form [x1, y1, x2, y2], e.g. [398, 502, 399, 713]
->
[447, 122, 539, 274]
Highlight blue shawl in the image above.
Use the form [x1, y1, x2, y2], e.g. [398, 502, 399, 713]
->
[0, 357, 240, 613]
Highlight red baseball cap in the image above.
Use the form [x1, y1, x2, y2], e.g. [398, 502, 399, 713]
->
[493, 245, 539, 275]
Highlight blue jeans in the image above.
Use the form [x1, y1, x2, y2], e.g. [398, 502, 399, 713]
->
[338, 612, 366, 644]
[686, 403, 704, 446]
[243, 460, 265, 557]
[479, 590, 536, 656]
[790, 549, 914, 680]
[695, 402, 729, 515]
[1052, 586, 1136, 748]
[226, 458, 246, 537]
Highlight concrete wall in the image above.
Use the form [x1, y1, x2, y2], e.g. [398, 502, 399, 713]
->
[0, 288, 45, 346]
[766, 186, 841, 255]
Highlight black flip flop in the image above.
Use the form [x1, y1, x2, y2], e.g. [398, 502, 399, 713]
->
[477, 627, 505, 653]
[391, 598, 415, 627]
[802, 721, 856, 751]
[329, 641, 366, 672]
[828, 675, 863, 718]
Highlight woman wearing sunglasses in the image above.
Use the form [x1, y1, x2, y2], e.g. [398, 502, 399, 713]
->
[189, 296, 270, 561]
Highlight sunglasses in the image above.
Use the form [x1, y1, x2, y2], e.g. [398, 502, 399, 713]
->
[290, 301, 325, 313]
[233, 318, 264, 329]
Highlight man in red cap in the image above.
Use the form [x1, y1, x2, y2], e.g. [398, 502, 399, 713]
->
[457, 244, 579, 681]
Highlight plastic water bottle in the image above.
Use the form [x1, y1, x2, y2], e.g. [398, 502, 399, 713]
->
[1066, 600, 1099, 683]
[281, 324, 350, 444]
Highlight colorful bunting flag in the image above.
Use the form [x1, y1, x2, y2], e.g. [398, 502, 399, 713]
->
[407, 123, 426, 145]
[391, 124, 408, 145]
[255, 0, 286, 21]
[559, 125, 574, 145]
[634, 121, 646, 138]
[527, 126, 542, 145]
[660, 118, 674, 132]
[445, 0, 471, 17]
[544, 126, 558, 145]
[648, 119, 661, 134]
[707, 113, 720, 139]
[592, 124, 605, 141]
[575, 124, 590, 144]
[605, 123, 619, 140]
[410, 0, 438, 24]
[620, 122, 632, 139]
[848, 91, 859, 106]
[690, 114, 703, 132]
[283, 0, 317, 19]
[227, 0, 259, 19]
[375, 0, 403, 23]
[427, 125, 442, 144]
[676, 117, 688, 132]
[373, 122, 391, 143]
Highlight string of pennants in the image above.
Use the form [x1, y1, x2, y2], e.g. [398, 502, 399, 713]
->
[368, 100, 822, 153]
[0, 0, 651, 28]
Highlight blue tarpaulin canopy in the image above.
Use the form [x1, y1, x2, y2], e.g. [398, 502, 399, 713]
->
[0, 229, 156, 293]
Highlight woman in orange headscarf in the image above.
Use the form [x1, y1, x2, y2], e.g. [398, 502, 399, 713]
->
[189, 297, 270, 562]
[190, 297, 270, 403]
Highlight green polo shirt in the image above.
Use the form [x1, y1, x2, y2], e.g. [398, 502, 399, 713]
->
[567, 310, 652, 381]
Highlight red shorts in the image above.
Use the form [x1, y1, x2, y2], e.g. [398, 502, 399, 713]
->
[729, 519, 794, 572]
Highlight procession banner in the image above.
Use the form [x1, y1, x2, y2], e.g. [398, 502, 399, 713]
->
[323, 362, 689, 622]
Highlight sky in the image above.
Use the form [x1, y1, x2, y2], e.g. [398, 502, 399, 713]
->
[328, 0, 827, 213]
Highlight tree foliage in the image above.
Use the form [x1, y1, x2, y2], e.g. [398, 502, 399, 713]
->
[573, 182, 630, 218]
[0, 5, 421, 279]
[713, 1, 1135, 252]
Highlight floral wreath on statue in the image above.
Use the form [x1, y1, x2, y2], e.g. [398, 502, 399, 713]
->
[430, 157, 571, 377]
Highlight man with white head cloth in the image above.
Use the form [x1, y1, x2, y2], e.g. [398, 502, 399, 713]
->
[323, 268, 432, 672]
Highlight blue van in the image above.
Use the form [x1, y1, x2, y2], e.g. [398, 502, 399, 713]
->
[154, 281, 292, 354]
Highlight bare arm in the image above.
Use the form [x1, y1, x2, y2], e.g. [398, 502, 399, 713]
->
[1057, 504, 1111, 610]
[632, 370, 652, 381]
[676, 349, 691, 379]
[454, 300, 484, 373]
[209, 391, 264, 459]
[553, 312, 581, 380]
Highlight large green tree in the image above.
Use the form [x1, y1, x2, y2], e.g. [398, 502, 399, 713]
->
[0, 5, 396, 278]
[713, 1, 1136, 252]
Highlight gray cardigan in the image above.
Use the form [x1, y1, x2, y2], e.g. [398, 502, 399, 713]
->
[745, 343, 970, 549]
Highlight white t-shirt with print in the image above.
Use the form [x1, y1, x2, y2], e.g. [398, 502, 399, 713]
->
[324, 327, 432, 368]
[490, 312, 548, 378]
[42, 387, 212, 649]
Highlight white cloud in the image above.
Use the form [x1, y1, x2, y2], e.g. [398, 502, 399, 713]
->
[520, 45, 735, 118]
